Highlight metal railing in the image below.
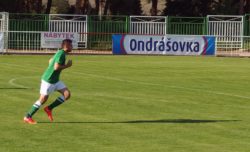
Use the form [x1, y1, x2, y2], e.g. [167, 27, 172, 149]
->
[49, 14, 88, 48]
[168, 17, 207, 35]
[9, 13, 49, 31]
[2, 13, 250, 56]
[208, 15, 244, 49]
[216, 36, 250, 56]
[3, 31, 250, 56]
[130, 16, 167, 35]
[88, 15, 128, 50]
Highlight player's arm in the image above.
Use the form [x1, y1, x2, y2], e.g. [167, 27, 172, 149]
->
[54, 60, 72, 71]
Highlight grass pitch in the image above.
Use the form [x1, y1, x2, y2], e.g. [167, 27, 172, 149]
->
[1, 55, 250, 152]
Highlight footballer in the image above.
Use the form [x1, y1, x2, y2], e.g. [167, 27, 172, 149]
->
[24, 39, 73, 124]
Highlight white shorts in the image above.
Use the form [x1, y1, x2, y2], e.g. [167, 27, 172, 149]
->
[40, 80, 66, 95]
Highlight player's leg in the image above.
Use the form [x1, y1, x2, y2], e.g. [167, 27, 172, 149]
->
[24, 95, 49, 124]
[44, 81, 70, 121]
[47, 81, 70, 110]
[24, 80, 54, 124]
[25, 95, 49, 118]
[48, 88, 70, 109]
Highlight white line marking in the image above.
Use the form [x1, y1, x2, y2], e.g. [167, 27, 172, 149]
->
[3, 62, 250, 100]
[8, 77, 37, 89]
[8, 78, 27, 88]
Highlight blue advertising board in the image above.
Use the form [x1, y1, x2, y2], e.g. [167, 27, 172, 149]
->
[113, 34, 216, 55]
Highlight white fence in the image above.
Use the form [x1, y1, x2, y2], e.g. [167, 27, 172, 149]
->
[5, 31, 250, 56]
[7, 31, 91, 54]
[0, 12, 8, 32]
[207, 15, 244, 49]
[0, 12, 8, 52]
[130, 16, 167, 35]
[214, 36, 250, 56]
[0, 13, 5, 32]
[7, 31, 42, 52]
[2, 12, 250, 56]
[49, 14, 88, 48]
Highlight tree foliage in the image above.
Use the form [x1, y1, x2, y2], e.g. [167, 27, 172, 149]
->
[164, 0, 250, 16]
[0, 0, 249, 16]
[109, 0, 142, 15]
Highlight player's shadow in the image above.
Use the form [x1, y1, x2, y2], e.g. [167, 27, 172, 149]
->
[39, 119, 240, 124]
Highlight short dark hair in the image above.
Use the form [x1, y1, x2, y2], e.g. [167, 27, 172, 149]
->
[62, 39, 72, 47]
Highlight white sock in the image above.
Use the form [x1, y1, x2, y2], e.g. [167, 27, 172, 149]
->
[58, 96, 65, 103]
[33, 100, 42, 108]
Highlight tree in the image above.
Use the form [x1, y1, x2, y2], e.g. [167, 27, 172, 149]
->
[75, 0, 83, 14]
[109, 0, 142, 15]
[74, 0, 98, 15]
[0, 0, 20, 13]
[164, 0, 197, 16]
[96, 0, 100, 14]
[104, 0, 111, 15]
[151, 0, 158, 16]
[52, 0, 70, 14]
[36, 0, 43, 13]
[45, 0, 52, 14]
[20, 0, 44, 13]
[82, 0, 90, 14]
[239, 0, 244, 14]
[163, 0, 243, 16]
[246, 0, 250, 13]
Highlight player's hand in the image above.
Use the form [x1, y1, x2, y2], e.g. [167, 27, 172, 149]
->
[66, 60, 72, 68]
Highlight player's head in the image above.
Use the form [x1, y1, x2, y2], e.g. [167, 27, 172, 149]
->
[62, 39, 73, 53]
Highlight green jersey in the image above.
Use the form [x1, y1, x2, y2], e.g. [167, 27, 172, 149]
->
[42, 50, 66, 84]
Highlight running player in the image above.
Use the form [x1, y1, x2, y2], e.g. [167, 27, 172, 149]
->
[24, 39, 73, 124]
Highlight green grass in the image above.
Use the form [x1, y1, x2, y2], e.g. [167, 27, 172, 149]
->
[1, 55, 250, 152]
